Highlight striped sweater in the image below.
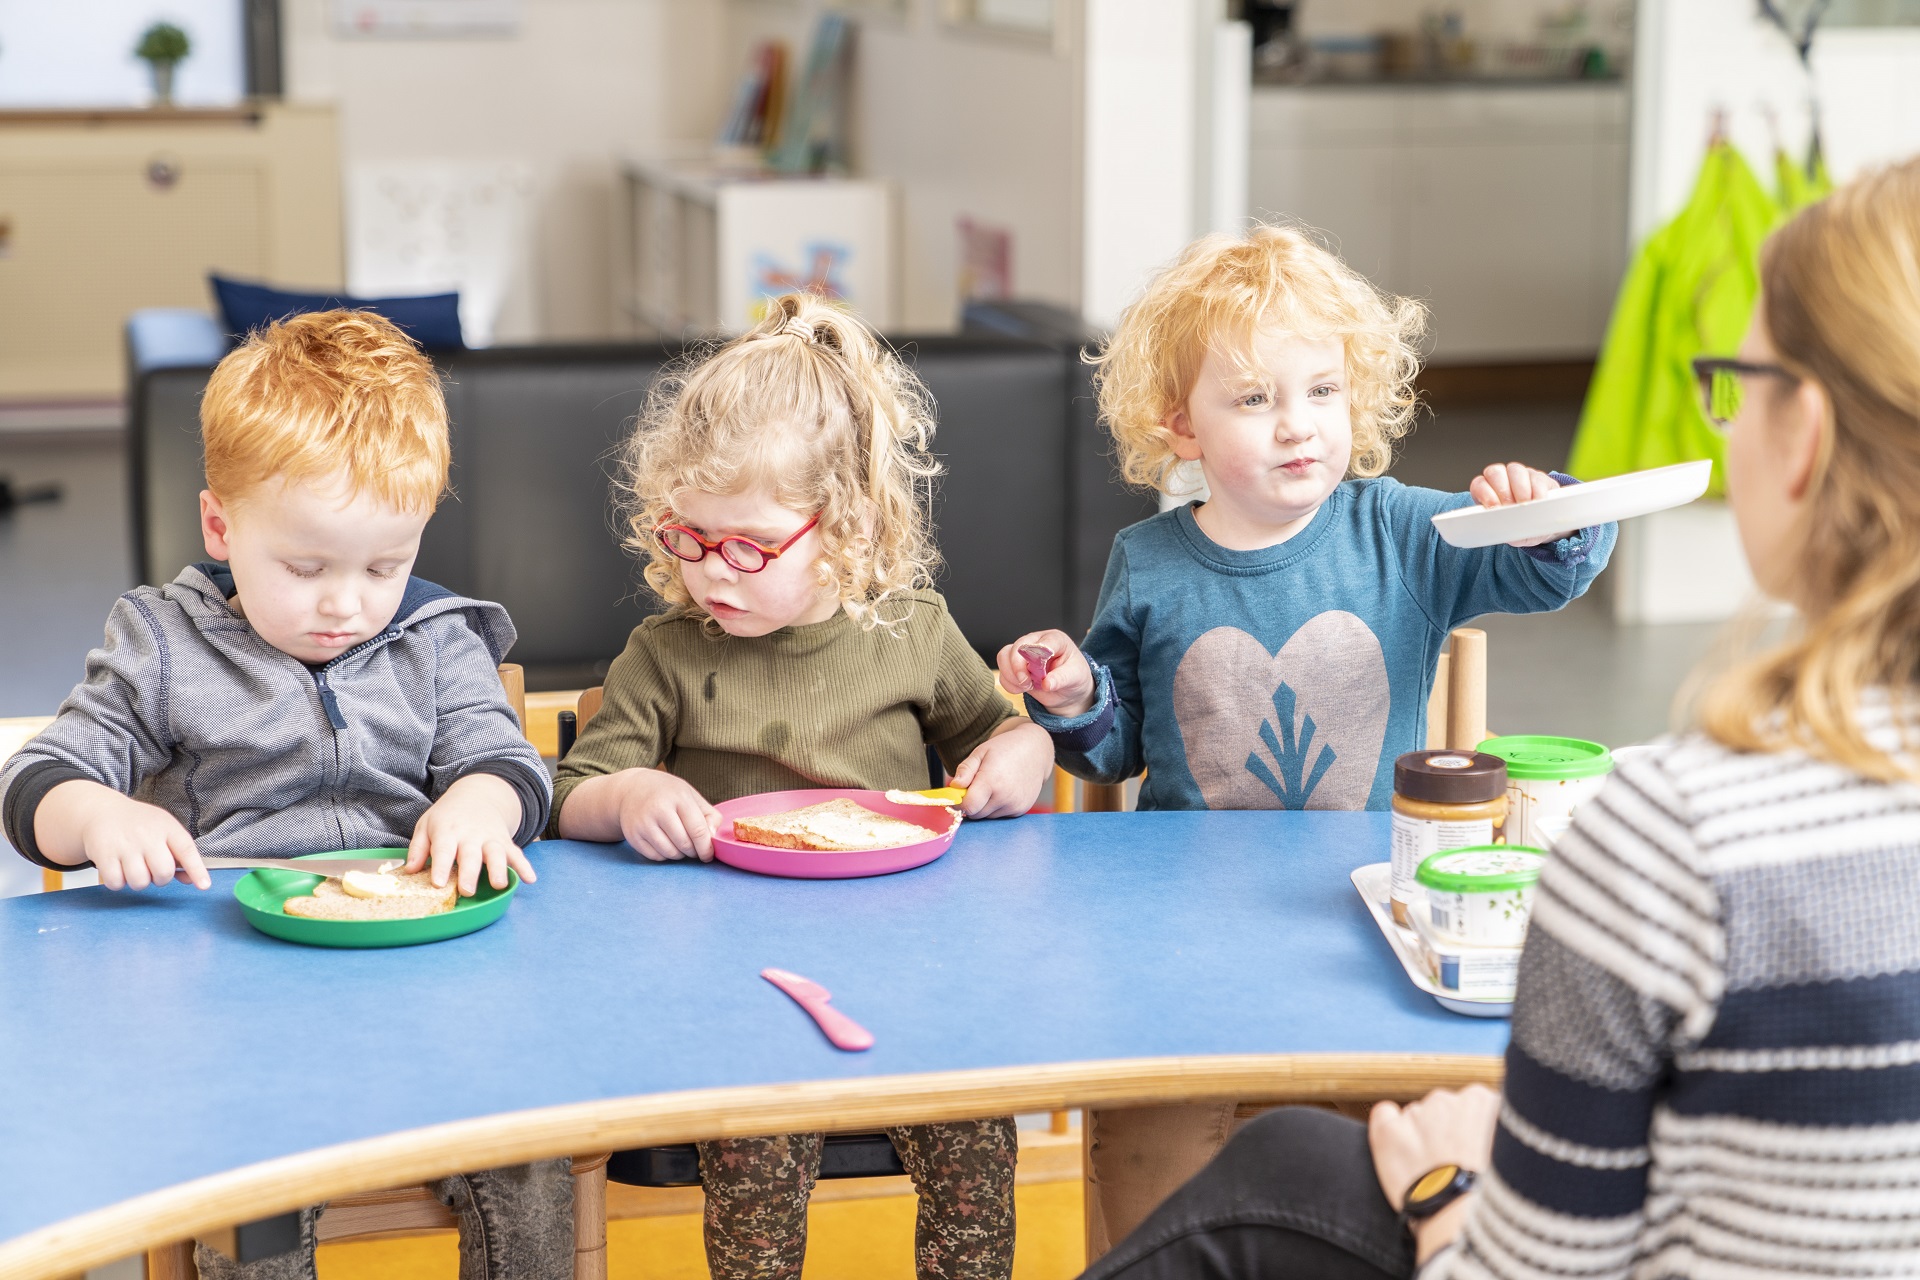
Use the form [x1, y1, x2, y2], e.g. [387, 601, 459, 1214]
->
[1435, 700, 1920, 1280]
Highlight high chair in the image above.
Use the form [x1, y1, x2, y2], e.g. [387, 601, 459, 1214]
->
[147, 665, 614, 1279]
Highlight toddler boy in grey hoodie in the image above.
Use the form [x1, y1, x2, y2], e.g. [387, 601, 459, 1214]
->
[0, 310, 570, 1280]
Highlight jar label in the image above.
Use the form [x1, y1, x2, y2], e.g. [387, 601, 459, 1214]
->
[1391, 813, 1494, 904]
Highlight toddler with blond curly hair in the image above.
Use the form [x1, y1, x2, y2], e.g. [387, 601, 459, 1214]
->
[553, 292, 1053, 1280]
[998, 225, 1617, 1255]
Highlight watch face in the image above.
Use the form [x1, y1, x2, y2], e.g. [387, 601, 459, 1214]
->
[1411, 1164, 1463, 1204]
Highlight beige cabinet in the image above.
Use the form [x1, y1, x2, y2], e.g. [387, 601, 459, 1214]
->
[0, 104, 341, 400]
[1250, 84, 1628, 362]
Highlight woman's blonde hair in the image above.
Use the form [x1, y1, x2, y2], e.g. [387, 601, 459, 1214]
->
[620, 293, 940, 629]
[1092, 224, 1426, 492]
[1698, 158, 1920, 779]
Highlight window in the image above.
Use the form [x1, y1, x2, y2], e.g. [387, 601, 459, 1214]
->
[0, 1, 245, 107]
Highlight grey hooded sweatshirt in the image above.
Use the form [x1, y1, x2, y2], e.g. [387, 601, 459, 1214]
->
[1, 564, 550, 869]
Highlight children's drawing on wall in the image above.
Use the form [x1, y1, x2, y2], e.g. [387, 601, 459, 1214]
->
[748, 242, 851, 320]
[957, 217, 1013, 302]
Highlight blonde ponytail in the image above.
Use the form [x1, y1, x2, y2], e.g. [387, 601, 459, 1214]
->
[1697, 158, 1920, 779]
[620, 294, 942, 629]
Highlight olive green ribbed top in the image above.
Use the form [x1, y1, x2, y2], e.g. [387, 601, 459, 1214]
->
[550, 590, 1015, 825]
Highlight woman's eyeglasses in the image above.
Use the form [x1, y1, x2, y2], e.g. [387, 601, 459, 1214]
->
[1692, 357, 1798, 430]
[654, 514, 820, 573]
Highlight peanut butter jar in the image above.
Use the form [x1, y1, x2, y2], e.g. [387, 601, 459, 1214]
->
[1389, 751, 1508, 926]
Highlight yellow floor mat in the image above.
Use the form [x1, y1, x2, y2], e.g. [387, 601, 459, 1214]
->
[316, 1177, 1085, 1280]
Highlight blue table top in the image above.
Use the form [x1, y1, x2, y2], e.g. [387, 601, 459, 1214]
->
[0, 810, 1507, 1248]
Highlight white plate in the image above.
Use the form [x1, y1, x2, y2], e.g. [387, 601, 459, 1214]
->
[1350, 863, 1512, 1018]
[1429, 459, 1713, 549]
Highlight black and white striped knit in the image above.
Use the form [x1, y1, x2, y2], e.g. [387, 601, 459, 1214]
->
[1432, 695, 1920, 1280]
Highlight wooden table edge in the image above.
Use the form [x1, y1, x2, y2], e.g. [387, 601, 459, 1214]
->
[0, 1052, 1502, 1278]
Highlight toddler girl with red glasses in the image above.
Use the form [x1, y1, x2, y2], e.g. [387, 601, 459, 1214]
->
[552, 291, 1052, 1280]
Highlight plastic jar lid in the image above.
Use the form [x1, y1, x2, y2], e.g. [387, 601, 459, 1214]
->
[1393, 751, 1507, 804]
[1479, 735, 1613, 781]
[1416, 845, 1546, 893]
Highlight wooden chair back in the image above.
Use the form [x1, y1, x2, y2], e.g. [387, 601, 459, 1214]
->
[576, 687, 604, 735]
[498, 662, 527, 733]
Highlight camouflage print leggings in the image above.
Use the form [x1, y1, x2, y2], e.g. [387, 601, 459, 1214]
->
[697, 1116, 1018, 1280]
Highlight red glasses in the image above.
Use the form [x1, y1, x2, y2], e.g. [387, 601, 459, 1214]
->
[654, 514, 820, 573]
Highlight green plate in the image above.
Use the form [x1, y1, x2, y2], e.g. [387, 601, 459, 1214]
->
[232, 850, 517, 949]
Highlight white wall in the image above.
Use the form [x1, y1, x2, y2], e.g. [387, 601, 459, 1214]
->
[1080, 0, 1205, 328]
[284, 0, 727, 342]
[723, 0, 1080, 331]
[1630, 0, 1920, 239]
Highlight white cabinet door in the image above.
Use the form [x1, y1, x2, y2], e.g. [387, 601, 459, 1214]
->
[1403, 140, 1600, 359]
[1248, 142, 1401, 292]
[1247, 85, 1628, 363]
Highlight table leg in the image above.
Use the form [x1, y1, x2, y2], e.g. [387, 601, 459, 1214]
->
[146, 1241, 195, 1279]
[571, 1153, 610, 1280]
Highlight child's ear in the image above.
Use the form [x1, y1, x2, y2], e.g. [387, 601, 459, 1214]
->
[1165, 405, 1205, 462]
[200, 490, 234, 561]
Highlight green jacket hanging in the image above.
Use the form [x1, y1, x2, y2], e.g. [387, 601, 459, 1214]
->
[1567, 144, 1781, 496]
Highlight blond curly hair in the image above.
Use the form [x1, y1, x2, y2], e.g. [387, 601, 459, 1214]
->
[620, 293, 941, 629]
[1092, 224, 1426, 492]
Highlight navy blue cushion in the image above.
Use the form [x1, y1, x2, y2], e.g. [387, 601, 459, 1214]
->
[210, 275, 464, 349]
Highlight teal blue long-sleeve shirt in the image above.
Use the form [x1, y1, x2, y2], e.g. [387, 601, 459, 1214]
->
[1029, 478, 1615, 811]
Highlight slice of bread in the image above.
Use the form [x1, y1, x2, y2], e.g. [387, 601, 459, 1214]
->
[283, 868, 457, 921]
[731, 798, 935, 852]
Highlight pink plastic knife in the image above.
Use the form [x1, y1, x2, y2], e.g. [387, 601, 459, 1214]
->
[1016, 643, 1053, 691]
[761, 968, 875, 1051]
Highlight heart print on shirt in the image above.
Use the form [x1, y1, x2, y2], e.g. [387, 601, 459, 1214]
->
[1170, 612, 1390, 810]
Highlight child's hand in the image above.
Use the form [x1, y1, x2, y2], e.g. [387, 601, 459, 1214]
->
[952, 720, 1054, 819]
[1469, 463, 1575, 547]
[614, 768, 724, 863]
[44, 781, 210, 890]
[996, 630, 1098, 718]
[405, 773, 536, 895]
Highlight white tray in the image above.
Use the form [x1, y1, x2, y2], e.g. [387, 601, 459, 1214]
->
[1350, 863, 1512, 1018]
[1429, 459, 1713, 549]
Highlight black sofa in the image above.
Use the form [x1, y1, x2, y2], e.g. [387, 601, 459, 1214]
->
[128, 313, 1155, 690]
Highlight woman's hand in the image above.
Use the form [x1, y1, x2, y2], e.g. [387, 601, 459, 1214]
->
[1469, 462, 1576, 547]
[952, 720, 1054, 818]
[996, 630, 1098, 718]
[1369, 1084, 1502, 1263]
[405, 772, 534, 894]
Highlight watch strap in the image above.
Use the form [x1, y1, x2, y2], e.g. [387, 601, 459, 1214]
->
[1399, 1164, 1477, 1233]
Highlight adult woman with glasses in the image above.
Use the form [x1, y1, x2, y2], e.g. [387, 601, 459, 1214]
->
[1078, 156, 1920, 1280]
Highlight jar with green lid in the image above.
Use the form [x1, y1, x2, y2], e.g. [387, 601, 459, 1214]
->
[1479, 735, 1612, 850]
[1389, 751, 1508, 927]
[1417, 845, 1546, 948]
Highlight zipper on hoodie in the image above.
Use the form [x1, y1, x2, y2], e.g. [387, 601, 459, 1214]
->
[309, 628, 404, 731]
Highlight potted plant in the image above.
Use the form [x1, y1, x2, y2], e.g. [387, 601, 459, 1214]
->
[135, 22, 190, 107]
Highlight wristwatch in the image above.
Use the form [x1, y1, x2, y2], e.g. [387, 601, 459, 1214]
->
[1399, 1164, 1477, 1233]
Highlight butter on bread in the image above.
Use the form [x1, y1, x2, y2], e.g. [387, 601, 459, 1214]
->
[283, 867, 456, 921]
[731, 798, 936, 852]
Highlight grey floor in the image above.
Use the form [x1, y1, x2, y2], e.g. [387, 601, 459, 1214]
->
[0, 404, 1720, 743]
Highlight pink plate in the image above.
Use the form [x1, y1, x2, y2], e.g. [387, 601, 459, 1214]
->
[712, 788, 960, 880]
